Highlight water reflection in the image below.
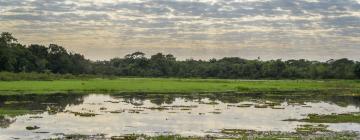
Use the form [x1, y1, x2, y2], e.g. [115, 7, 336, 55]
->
[0, 94, 84, 114]
[0, 92, 359, 139]
[0, 116, 15, 128]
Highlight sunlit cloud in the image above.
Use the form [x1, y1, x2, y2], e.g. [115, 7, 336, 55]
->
[0, 0, 359, 60]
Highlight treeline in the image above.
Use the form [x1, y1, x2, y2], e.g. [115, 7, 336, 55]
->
[1, 32, 360, 79]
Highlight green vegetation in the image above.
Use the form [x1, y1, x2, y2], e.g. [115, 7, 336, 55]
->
[1, 32, 360, 79]
[25, 125, 40, 130]
[0, 109, 32, 116]
[295, 124, 330, 133]
[49, 132, 359, 140]
[0, 72, 105, 81]
[300, 113, 360, 123]
[68, 111, 99, 117]
[0, 78, 359, 94]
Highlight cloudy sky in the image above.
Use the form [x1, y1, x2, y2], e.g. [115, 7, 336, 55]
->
[0, 0, 359, 61]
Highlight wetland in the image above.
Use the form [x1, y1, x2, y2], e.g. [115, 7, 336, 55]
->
[0, 92, 359, 139]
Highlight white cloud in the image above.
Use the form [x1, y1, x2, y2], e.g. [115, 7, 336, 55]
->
[0, 0, 359, 61]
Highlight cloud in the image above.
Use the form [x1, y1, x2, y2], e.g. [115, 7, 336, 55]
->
[0, 0, 359, 61]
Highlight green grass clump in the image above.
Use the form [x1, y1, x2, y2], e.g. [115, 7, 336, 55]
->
[0, 78, 359, 95]
[295, 124, 330, 133]
[301, 113, 360, 123]
[0, 108, 31, 116]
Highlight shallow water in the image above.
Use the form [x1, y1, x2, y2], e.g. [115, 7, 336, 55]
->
[0, 93, 359, 139]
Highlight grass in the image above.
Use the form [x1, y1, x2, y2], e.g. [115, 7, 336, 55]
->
[59, 132, 359, 140]
[0, 72, 102, 81]
[301, 113, 360, 123]
[295, 124, 330, 133]
[0, 108, 32, 116]
[0, 78, 359, 95]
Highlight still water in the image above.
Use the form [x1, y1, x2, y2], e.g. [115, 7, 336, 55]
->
[0, 93, 359, 139]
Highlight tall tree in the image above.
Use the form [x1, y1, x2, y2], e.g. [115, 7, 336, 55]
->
[47, 44, 72, 74]
[355, 62, 360, 79]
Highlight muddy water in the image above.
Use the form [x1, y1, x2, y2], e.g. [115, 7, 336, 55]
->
[0, 93, 359, 139]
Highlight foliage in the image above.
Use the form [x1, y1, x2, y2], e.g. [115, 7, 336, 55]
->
[0, 32, 91, 74]
[1, 32, 359, 79]
[0, 72, 102, 81]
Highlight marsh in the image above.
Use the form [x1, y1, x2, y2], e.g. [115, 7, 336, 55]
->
[0, 92, 359, 139]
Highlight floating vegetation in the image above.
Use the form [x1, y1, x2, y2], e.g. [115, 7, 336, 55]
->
[29, 116, 43, 119]
[288, 102, 307, 106]
[135, 106, 169, 111]
[199, 101, 219, 105]
[218, 128, 359, 139]
[220, 129, 255, 135]
[162, 105, 198, 108]
[127, 109, 143, 114]
[282, 118, 299, 122]
[108, 110, 124, 114]
[122, 100, 144, 106]
[208, 111, 221, 114]
[112, 134, 192, 140]
[271, 106, 285, 109]
[301, 113, 360, 123]
[264, 101, 281, 106]
[104, 100, 120, 103]
[254, 104, 268, 108]
[41, 131, 360, 140]
[295, 124, 330, 133]
[34, 131, 50, 134]
[133, 105, 198, 111]
[26, 126, 40, 130]
[87, 103, 102, 105]
[60, 134, 106, 139]
[111, 135, 136, 140]
[67, 111, 99, 117]
[237, 104, 253, 108]
[283, 113, 360, 123]
[46, 106, 62, 115]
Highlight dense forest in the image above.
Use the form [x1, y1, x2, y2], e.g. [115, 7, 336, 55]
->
[1, 32, 360, 79]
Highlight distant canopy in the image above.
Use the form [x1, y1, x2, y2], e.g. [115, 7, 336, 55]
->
[0, 32, 360, 79]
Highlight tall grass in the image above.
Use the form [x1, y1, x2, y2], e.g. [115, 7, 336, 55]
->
[0, 72, 112, 81]
[0, 78, 359, 94]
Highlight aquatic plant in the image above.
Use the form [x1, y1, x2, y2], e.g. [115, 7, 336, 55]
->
[26, 125, 40, 130]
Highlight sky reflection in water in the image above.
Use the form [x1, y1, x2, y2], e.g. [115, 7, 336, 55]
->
[0, 93, 359, 139]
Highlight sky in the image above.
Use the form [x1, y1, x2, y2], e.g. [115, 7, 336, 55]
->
[0, 0, 359, 61]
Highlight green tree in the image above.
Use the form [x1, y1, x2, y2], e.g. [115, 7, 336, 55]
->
[47, 44, 72, 74]
[0, 32, 18, 71]
[28, 44, 49, 72]
[329, 58, 355, 79]
[355, 62, 360, 79]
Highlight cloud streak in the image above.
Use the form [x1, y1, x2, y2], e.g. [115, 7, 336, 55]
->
[0, 0, 359, 60]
